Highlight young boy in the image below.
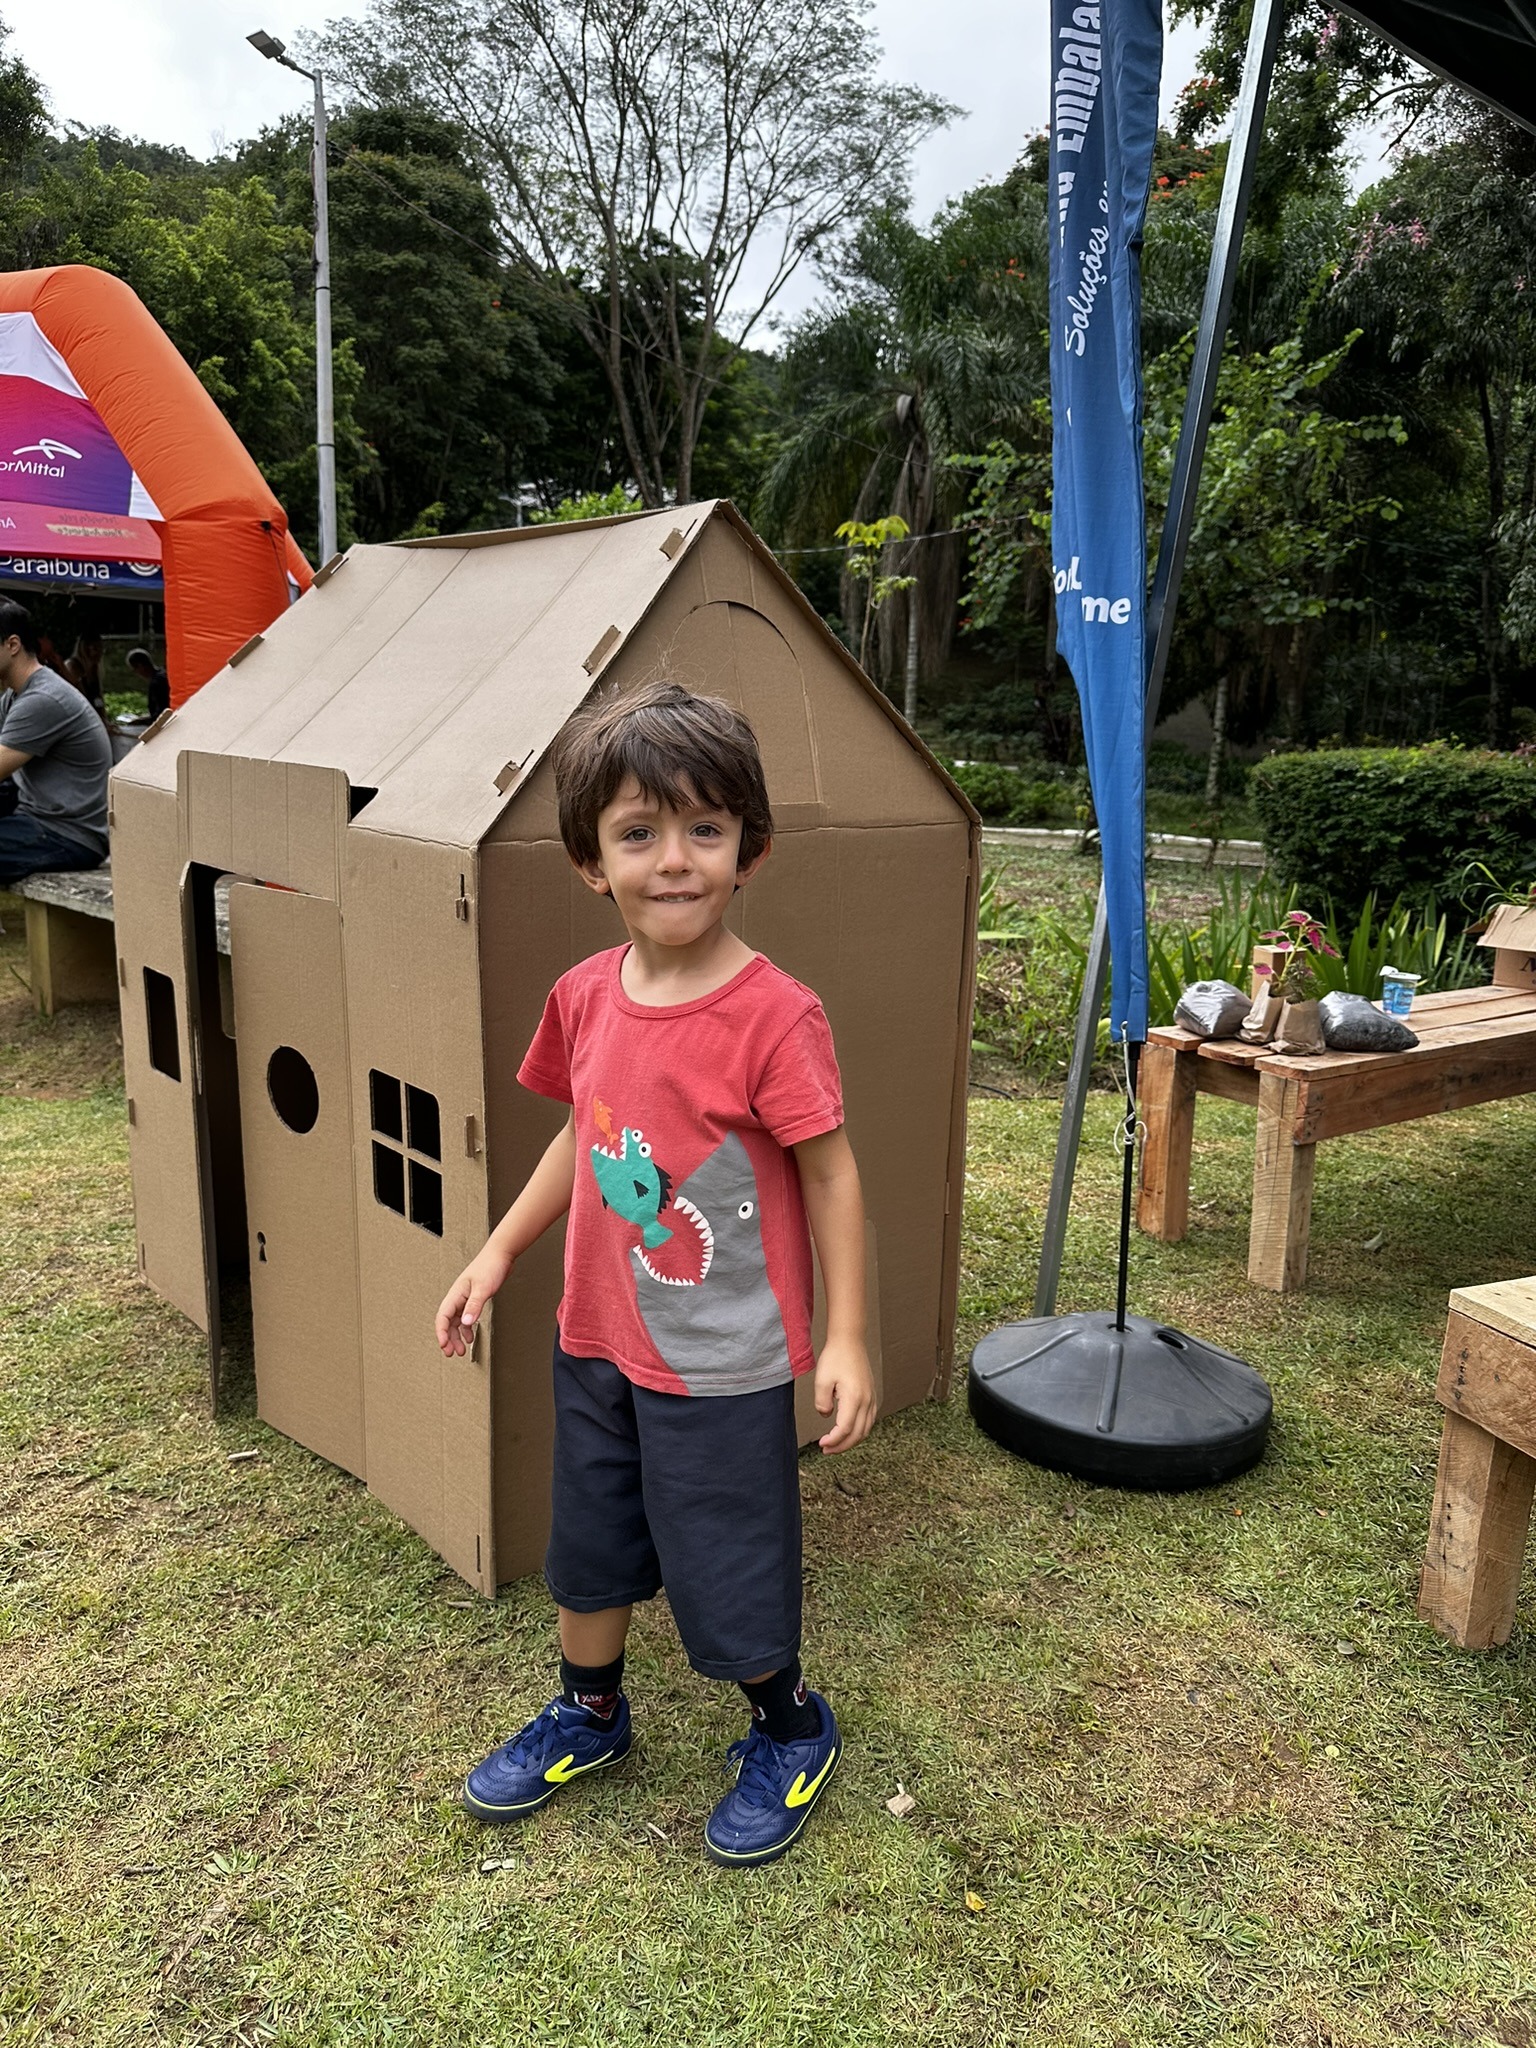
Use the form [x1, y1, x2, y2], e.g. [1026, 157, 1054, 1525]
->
[435, 679, 876, 1867]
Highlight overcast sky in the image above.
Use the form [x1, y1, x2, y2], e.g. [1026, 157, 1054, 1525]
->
[3, 0, 1391, 328]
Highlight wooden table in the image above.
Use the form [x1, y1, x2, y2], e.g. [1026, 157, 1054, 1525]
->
[1419, 1275, 1536, 1648]
[1138, 985, 1536, 1291]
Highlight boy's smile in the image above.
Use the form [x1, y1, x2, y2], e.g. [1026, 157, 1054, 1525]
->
[581, 776, 769, 957]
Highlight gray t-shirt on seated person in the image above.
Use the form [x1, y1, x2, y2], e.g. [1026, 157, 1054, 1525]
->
[0, 665, 112, 858]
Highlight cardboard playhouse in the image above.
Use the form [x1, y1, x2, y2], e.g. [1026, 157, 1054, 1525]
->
[109, 501, 980, 1593]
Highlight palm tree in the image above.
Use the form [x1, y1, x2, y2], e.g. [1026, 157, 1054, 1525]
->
[757, 179, 1049, 716]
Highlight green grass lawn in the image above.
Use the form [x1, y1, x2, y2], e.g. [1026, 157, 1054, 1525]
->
[4, 901, 1536, 2045]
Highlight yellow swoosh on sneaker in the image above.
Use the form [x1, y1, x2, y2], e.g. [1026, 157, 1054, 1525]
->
[544, 1749, 616, 1784]
[784, 1748, 838, 1809]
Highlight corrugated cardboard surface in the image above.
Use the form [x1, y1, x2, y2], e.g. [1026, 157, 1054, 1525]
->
[737, 823, 972, 1413]
[112, 508, 715, 852]
[178, 753, 348, 900]
[1482, 902, 1536, 957]
[110, 776, 211, 1331]
[341, 831, 495, 1592]
[229, 882, 366, 1477]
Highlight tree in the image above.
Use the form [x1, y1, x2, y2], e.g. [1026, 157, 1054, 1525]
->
[312, 0, 954, 505]
[758, 179, 1047, 704]
[0, 15, 46, 169]
[955, 330, 1404, 763]
[0, 141, 352, 557]
[1331, 102, 1536, 745]
[235, 107, 582, 540]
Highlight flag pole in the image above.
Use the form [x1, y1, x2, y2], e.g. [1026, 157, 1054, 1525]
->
[1032, 0, 1287, 1317]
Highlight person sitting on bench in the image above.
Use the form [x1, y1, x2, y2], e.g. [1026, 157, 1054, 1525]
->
[0, 599, 112, 887]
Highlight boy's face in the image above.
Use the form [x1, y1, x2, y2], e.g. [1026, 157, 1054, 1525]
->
[579, 776, 769, 946]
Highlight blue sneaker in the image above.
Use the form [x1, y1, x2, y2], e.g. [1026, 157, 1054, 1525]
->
[704, 1693, 841, 1867]
[463, 1695, 632, 1823]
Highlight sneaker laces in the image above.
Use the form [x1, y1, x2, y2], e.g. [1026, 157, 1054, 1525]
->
[725, 1724, 785, 1810]
[499, 1701, 564, 1771]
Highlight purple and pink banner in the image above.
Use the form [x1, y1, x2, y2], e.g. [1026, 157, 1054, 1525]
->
[0, 309, 162, 533]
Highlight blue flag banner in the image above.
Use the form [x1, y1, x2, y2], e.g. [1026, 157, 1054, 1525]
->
[1048, 0, 1162, 1044]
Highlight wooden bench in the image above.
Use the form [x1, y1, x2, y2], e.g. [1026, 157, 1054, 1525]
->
[1138, 955, 1536, 1292]
[9, 866, 119, 1015]
[1419, 1276, 1536, 1649]
[6, 866, 231, 1015]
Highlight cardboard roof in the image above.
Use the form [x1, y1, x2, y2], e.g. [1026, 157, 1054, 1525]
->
[113, 499, 973, 849]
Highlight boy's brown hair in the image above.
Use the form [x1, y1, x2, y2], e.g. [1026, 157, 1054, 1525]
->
[551, 679, 774, 868]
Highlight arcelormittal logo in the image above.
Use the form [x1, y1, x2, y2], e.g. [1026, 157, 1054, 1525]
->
[1, 437, 82, 478]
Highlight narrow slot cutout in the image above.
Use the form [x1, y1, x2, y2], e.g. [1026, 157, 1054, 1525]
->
[373, 1142, 406, 1215]
[406, 1084, 441, 1160]
[409, 1161, 444, 1236]
[144, 967, 181, 1080]
[369, 1068, 403, 1141]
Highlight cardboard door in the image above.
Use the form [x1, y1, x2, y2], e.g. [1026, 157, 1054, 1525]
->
[228, 882, 366, 1478]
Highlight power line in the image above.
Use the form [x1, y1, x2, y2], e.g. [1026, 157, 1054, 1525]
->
[332, 145, 510, 269]
[772, 510, 1044, 556]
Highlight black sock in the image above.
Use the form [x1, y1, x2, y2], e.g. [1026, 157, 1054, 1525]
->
[560, 1652, 624, 1724]
[739, 1661, 819, 1744]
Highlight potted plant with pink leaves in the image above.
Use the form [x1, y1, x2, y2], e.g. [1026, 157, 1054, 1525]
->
[1253, 909, 1339, 1054]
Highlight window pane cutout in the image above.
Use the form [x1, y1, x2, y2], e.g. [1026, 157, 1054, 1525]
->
[373, 1141, 406, 1216]
[369, 1068, 443, 1234]
[369, 1068, 402, 1141]
[409, 1159, 444, 1236]
[406, 1084, 440, 1160]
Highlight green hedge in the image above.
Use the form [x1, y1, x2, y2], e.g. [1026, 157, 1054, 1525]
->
[1250, 745, 1536, 905]
[941, 758, 1075, 826]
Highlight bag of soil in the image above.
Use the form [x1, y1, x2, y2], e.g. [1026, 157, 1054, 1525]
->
[1175, 979, 1252, 1040]
[1319, 990, 1419, 1053]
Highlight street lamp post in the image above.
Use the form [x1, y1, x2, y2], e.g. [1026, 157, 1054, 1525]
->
[248, 29, 337, 566]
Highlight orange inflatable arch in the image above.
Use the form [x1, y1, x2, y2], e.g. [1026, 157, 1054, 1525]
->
[0, 265, 313, 706]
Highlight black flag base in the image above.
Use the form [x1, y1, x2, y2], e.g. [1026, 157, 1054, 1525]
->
[967, 1311, 1272, 1491]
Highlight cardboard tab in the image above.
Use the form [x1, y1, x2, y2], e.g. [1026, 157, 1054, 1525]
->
[583, 624, 621, 675]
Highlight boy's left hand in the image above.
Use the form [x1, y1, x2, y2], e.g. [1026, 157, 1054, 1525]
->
[813, 1337, 877, 1454]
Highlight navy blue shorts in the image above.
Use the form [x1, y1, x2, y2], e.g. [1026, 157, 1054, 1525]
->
[545, 1336, 802, 1682]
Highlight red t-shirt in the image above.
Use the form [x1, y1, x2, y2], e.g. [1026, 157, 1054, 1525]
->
[518, 946, 844, 1396]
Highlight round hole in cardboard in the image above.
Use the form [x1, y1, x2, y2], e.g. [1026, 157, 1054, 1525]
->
[267, 1045, 319, 1134]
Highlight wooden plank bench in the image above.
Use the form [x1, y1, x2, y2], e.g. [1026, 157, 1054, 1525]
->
[1418, 1275, 1536, 1648]
[6, 866, 231, 1016]
[1138, 982, 1536, 1291]
[9, 866, 119, 1015]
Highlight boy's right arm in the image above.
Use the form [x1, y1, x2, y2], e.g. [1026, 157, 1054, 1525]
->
[435, 1111, 578, 1356]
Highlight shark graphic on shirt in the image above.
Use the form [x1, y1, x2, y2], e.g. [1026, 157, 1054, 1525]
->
[628, 1132, 790, 1394]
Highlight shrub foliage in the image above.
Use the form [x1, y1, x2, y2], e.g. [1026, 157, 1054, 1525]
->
[1250, 746, 1536, 906]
